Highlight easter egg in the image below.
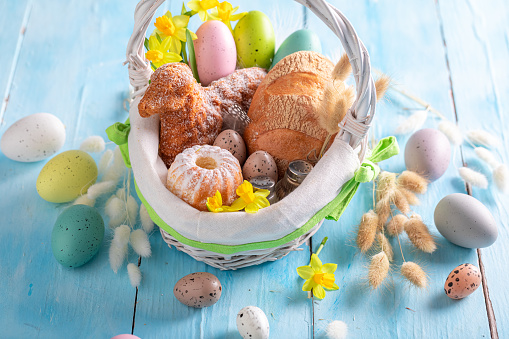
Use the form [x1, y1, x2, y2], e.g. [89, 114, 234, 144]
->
[37, 150, 98, 203]
[51, 205, 104, 268]
[0, 112, 66, 162]
[236, 306, 270, 339]
[213, 129, 247, 165]
[434, 193, 498, 248]
[194, 20, 236, 86]
[233, 11, 275, 69]
[242, 151, 278, 182]
[405, 128, 451, 181]
[271, 29, 322, 69]
[174, 272, 222, 308]
[110, 335, 141, 339]
[444, 263, 482, 299]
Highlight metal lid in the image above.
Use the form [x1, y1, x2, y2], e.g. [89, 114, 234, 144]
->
[249, 175, 276, 192]
[286, 160, 313, 183]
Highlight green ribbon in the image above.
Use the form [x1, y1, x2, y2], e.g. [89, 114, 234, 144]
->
[326, 136, 399, 221]
[105, 119, 132, 168]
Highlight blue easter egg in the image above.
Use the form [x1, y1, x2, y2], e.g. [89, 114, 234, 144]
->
[270, 29, 322, 69]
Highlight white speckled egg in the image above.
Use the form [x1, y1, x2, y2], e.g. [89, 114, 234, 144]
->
[174, 272, 222, 308]
[405, 128, 451, 181]
[434, 193, 498, 248]
[237, 306, 270, 339]
[0, 112, 65, 162]
[194, 20, 236, 86]
[243, 151, 277, 182]
[213, 129, 247, 165]
[444, 263, 481, 299]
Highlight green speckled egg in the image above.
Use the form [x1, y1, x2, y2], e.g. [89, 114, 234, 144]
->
[51, 205, 104, 268]
[270, 29, 322, 69]
[36, 150, 98, 203]
[233, 11, 275, 69]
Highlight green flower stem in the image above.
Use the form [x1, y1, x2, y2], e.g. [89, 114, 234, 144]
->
[308, 237, 328, 265]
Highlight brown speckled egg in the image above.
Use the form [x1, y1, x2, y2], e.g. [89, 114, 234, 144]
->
[174, 272, 222, 308]
[444, 263, 481, 299]
[243, 151, 278, 182]
[213, 129, 247, 165]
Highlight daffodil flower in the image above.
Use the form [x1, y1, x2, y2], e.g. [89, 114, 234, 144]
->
[229, 180, 270, 213]
[187, 0, 219, 21]
[206, 190, 225, 212]
[210, 1, 246, 32]
[145, 36, 182, 69]
[296, 238, 339, 299]
[152, 11, 197, 54]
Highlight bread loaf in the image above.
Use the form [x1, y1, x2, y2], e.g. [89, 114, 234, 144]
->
[244, 51, 345, 179]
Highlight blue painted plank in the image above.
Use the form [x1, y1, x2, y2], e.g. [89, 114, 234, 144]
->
[0, 0, 141, 337]
[132, 1, 314, 338]
[437, 0, 509, 337]
[308, 0, 491, 337]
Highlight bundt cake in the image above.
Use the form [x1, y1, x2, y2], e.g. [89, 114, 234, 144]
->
[166, 145, 243, 211]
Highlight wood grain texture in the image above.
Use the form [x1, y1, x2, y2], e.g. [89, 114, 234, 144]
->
[0, 0, 507, 337]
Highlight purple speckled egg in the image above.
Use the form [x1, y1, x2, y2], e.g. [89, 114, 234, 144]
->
[213, 129, 247, 165]
[243, 151, 278, 182]
[405, 128, 451, 181]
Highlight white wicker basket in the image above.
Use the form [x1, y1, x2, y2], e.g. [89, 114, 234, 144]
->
[124, 0, 377, 270]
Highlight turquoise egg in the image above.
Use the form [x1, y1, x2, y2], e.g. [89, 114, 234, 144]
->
[51, 205, 105, 268]
[270, 29, 322, 69]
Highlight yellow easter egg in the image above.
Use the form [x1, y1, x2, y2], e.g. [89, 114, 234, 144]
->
[37, 150, 98, 203]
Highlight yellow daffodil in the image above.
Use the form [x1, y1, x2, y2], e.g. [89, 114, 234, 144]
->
[145, 36, 182, 68]
[187, 0, 219, 21]
[229, 180, 270, 213]
[152, 11, 197, 54]
[206, 190, 225, 212]
[297, 254, 339, 299]
[209, 1, 246, 32]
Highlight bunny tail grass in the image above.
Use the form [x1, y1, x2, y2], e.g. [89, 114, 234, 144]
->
[140, 204, 155, 233]
[109, 225, 130, 273]
[130, 229, 151, 258]
[458, 167, 488, 189]
[377, 171, 397, 201]
[87, 181, 117, 200]
[317, 83, 355, 135]
[377, 233, 394, 262]
[375, 74, 391, 101]
[474, 147, 500, 169]
[127, 195, 139, 225]
[404, 215, 436, 253]
[399, 187, 420, 205]
[438, 120, 463, 145]
[74, 195, 96, 207]
[332, 53, 352, 82]
[397, 170, 429, 194]
[392, 189, 410, 214]
[357, 210, 379, 253]
[325, 320, 348, 339]
[368, 252, 390, 289]
[127, 263, 142, 288]
[375, 197, 391, 225]
[80, 135, 106, 153]
[493, 164, 509, 193]
[467, 130, 500, 148]
[401, 261, 428, 288]
[394, 110, 428, 135]
[387, 214, 408, 237]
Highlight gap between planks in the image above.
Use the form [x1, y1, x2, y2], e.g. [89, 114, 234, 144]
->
[434, 1, 499, 338]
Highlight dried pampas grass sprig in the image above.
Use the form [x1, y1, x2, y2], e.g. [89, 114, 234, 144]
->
[467, 130, 500, 148]
[404, 215, 436, 253]
[368, 252, 390, 289]
[394, 110, 428, 135]
[357, 210, 379, 252]
[474, 147, 500, 169]
[377, 233, 394, 262]
[401, 262, 428, 288]
[438, 120, 463, 145]
[325, 320, 348, 339]
[397, 171, 428, 194]
[127, 263, 142, 288]
[387, 214, 407, 237]
[458, 167, 488, 189]
[493, 164, 509, 193]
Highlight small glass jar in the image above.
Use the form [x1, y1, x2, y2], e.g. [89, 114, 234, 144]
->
[249, 175, 278, 205]
[275, 160, 314, 200]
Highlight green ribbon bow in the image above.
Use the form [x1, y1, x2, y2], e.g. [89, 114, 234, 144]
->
[324, 136, 399, 221]
[105, 119, 131, 168]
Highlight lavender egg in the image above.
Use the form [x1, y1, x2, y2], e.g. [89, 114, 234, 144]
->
[405, 128, 451, 181]
[174, 272, 222, 308]
[243, 151, 278, 182]
[213, 129, 247, 165]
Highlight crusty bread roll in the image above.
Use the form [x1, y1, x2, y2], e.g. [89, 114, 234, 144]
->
[244, 51, 339, 179]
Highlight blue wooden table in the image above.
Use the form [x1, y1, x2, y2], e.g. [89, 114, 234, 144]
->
[1, 0, 508, 338]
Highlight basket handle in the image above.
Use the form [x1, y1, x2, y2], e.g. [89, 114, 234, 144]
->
[125, 0, 376, 154]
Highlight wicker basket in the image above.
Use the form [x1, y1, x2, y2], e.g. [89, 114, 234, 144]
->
[124, 0, 378, 270]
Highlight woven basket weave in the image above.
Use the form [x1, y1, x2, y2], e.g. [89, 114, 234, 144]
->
[125, 0, 377, 270]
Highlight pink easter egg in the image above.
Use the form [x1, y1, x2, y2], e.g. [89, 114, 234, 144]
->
[110, 335, 141, 339]
[193, 21, 237, 86]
